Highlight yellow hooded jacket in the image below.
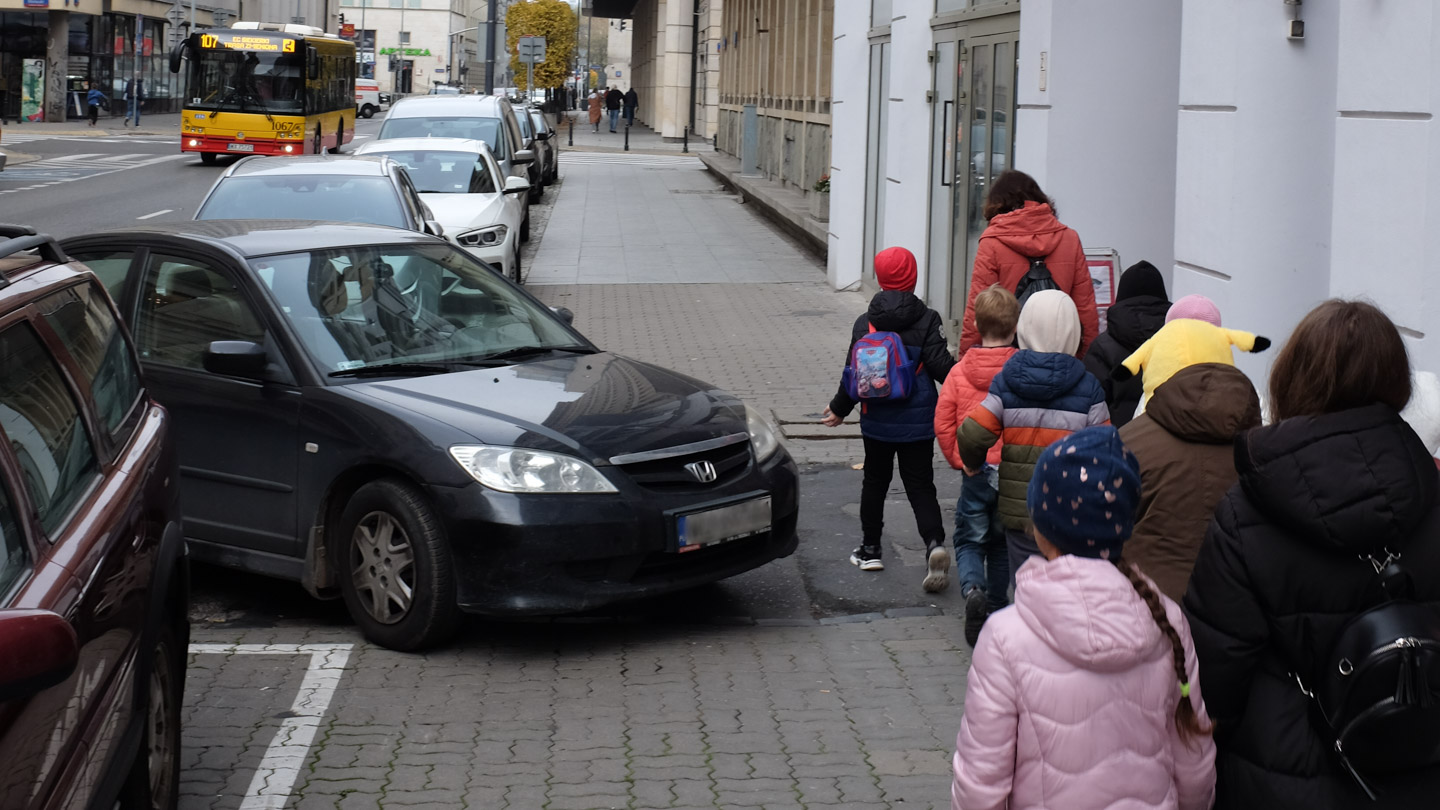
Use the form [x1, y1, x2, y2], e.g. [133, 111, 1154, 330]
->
[1118, 318, 1270, 403]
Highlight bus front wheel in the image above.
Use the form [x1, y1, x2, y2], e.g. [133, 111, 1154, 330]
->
[328, 122, 343, 155]
[200, 152, 217, 166]
[313, 127, 322, 155]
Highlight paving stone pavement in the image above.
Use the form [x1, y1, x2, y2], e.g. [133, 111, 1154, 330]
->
[180, 150, 969, 810]
[184, 617, 967, 810]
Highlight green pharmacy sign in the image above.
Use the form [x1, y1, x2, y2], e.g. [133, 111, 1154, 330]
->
[378, 47, 432, 56]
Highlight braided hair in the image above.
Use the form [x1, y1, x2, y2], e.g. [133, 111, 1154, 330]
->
[1111, 556, 1213, 744]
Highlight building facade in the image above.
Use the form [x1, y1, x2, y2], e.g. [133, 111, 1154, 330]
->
[716, 0, 831, 195]
[338, 0, 468, 93]
[831, 0, 1437, 384]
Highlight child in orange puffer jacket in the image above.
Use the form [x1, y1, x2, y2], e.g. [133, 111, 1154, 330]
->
[935, 285, 1019, 646]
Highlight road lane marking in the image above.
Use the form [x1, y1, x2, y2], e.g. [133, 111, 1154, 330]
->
[0, 153, 186, 193]
[188, 643, 353, 810]
[136, 209, 174, 219]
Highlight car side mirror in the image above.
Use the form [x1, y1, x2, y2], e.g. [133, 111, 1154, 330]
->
[533, 131, 550, 141]
[0, 610, 78, 703]
[512, 149, 536, 164]
[424, 220, 445, 237]
[203, 340, 268, 379]
[503, 176, 531, 195]
[550, 306, 575, 325]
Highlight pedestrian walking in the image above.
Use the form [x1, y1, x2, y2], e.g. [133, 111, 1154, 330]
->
[85, 82, 107, 127]
[934, 284, 1018, 642]
[1082, 260, 1170, 426]
[822, 246, 956, 583]
[956, 290, 1109, 587]
[587, 89, 602, 132]
[605, 86, 623, 132]
[958, 170, 1100, 358]
[1118, 362, 1260, 602]
[123, 78, 144, 127]
[952, 426, 1216, 810]
[623, 87, 638, 126]
[1184, 299, 1440, 809]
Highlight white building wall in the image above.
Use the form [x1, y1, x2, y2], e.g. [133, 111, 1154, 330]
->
[826, 0, 870, 290]
[357, 4, 464, 94]
[881, 8, 932, 294]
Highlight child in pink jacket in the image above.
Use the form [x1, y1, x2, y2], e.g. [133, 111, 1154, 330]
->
[934, 285, 1018, 643]
[952, 426, 1216, 810]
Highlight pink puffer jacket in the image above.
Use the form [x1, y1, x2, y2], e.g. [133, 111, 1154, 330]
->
[952, 555, 1216, 810]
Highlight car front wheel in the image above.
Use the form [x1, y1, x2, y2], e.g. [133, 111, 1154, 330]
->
[361, 104, 375, 119]
[119, 623, 183, 810]
[337, 479, 459, 651]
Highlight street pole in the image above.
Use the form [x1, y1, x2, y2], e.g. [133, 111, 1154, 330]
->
[484, 0, 498, 94]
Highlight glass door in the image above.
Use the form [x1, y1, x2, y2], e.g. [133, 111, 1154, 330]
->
[862, 40, 891, 287]
[957, 33, 1018, 319]
[926, 39, 962, 313]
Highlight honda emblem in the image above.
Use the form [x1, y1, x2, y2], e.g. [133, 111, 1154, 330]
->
[684, 460, 718, 483]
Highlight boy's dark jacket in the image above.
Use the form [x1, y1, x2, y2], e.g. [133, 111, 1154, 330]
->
[829, 290, 955, 443]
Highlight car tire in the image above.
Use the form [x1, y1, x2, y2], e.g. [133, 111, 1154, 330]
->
[336, 479, 459, 651]
[361, 104, 375, 119]
[118, 622, 183, 810]
[521, 212, 530, 243]
[512, 244, 522, 284]
[200, 152, 217, 166]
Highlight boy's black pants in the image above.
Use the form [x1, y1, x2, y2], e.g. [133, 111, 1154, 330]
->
[859, 436, 945, 549]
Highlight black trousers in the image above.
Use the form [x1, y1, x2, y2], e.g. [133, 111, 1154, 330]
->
[88, 103, 99, 124]
[859, 436, 945, 548]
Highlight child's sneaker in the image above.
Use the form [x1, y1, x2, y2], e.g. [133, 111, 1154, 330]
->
[964, 586, 990, 647]
[923, 541, 951, 593]
[850, 545, 884, 571]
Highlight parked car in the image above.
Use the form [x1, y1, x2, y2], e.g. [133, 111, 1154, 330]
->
[428, 84, 463, 95]
[526, 106, 558, 185]
[0, 225, 187, 810]
[355, 137, 529, 283]
[511, 105, 544, 202]
[355, 78, 388, 119]
[193, 154, 445, 238]
[59, 221, 800, 652]
[376, 95, 535, 241]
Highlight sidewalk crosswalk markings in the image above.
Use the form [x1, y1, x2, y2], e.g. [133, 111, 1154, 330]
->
[561, 152, 703, 167]
[1, 133, 175, 145]
[0, 152, 188, 193]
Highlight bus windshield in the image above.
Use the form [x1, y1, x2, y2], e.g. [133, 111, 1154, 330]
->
[189, 48, 305, 114]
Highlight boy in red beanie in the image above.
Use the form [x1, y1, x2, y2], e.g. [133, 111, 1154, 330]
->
[823, 247, 957, 587]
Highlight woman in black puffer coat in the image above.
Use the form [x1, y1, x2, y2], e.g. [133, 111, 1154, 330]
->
[1183, 299, 1440, 809]
[1082, 260, 1170, 426]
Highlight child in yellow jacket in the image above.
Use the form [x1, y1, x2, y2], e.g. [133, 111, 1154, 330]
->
[1113, 318, 1271, 404]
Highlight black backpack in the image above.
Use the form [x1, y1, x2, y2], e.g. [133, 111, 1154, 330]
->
[1013, 256, 1060, 310]
[1294, 551, 1440, 800]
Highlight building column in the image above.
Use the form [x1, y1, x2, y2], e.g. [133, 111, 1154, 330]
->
[45, 10, 69, 123]
[660, 0, 692, 139]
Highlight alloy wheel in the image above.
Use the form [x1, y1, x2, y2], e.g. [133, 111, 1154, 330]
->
[350, 511, 417, 624]
[145, 642, 177, 808]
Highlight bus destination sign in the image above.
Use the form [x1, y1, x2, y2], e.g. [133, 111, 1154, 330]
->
[199, 33, 297, 53]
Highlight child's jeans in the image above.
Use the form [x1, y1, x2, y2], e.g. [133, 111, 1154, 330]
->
[953, 466, 1009, 612]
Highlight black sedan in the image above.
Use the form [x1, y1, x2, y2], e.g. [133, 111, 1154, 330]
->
[61, 221, 799, 650]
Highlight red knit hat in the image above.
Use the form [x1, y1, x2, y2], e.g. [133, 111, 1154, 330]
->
[874, 247, 918, 292]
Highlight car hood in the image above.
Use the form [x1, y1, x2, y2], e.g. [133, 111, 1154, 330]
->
[350, 352, 748, 462]
[419, 192, 508, 233]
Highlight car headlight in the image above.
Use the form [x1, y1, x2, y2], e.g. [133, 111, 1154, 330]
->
[746, 406, 780, 461]
[449, 445, 617, 493]
[456, 225, 508, 247]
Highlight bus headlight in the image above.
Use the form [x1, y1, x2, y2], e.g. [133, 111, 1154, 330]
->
[283, 145, 295, 153]
[457, 225, 507, 247]
[187, 139, 200, 147]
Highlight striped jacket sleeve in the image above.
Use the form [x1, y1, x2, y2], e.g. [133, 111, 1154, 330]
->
[958, 392, 1004, 471]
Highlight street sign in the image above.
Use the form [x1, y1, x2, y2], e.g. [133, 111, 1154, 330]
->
[340, 23, 356, 39]
[517, 36, 546, 65]
[164, 5, 185, 27]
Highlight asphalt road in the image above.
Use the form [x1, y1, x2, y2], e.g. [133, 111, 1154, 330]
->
[0, 114, 389, 237]
[2, 119, 977, 631]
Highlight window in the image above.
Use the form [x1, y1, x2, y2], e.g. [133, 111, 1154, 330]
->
[0, 480, 24, 598]
[399, 31, 410, 45]
[0, 323, 100, 534]
[38, 284, 143, 440]
[382, 150, 497, 194]
[135, 256, 266, 370]
[73, 250, 135, 301]
[872, 0, 892, 27]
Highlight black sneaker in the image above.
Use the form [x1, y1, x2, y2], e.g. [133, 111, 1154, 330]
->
[964, 587, 990, 647]
[849, 545, 883, 571]
[923, 541, 951, 593]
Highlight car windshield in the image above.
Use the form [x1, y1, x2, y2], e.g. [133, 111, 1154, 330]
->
[378, 116, 502, 154]
[516, 111, 532, 139]
[197, 175, 408, 227]
[375, 150, 496, 193]
[249, 243, 586, 374]
[189, 48, 304, 114]
[529, 110, 546, 132]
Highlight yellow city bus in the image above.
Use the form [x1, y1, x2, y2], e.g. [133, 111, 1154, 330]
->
[169, 23, 356, 164]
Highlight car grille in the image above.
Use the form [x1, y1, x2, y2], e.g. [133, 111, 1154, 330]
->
[617, 442, 752, 490]
[564, 531, 775, 585]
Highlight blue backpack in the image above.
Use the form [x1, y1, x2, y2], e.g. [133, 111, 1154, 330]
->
[842, 324, 917, 400]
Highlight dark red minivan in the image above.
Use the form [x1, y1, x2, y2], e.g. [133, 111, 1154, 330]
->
[0, 226, 187, 810]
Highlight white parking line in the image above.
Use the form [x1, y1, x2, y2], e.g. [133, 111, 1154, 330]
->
[188, 643, 353, 810]
[136, 208, 174, 219]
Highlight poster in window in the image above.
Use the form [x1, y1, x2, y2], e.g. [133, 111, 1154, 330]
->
[21, 60, 45, 122]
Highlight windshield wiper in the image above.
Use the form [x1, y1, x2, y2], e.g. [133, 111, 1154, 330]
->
[328, 361, 454, 378]
[468, 345, 597, 365]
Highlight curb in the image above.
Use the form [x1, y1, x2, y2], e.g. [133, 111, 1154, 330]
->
[0, 149, 39, 167]
[699, 152, 828, 260]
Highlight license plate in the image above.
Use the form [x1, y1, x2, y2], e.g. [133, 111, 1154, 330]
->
[676, 496, 771, 552]
[226, 143, 255, 152]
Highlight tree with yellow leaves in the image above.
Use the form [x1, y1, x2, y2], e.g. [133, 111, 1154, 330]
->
[506, 0, 578, 92]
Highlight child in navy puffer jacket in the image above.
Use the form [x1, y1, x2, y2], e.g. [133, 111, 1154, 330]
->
[823, 247, 956, 588]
